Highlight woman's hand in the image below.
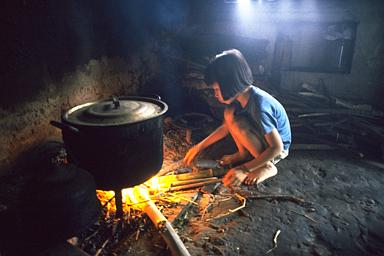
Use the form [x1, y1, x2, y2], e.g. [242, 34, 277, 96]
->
[219, 152, 248, 166]
[219, 154, 235, 166]
[183, 144, 201, 166]
[222, 167, 248, 187]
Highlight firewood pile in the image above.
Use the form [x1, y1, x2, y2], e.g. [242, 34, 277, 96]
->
[277, 81, 384, 159]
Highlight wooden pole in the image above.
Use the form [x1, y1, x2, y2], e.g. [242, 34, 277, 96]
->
[157, 168, 227, 185]
[142, 201, 191, 256]
[115, 189, 123, 218]
[172, 190, 203, 227]
[169, 177, 218, 187]
[166, 179, 222, 192]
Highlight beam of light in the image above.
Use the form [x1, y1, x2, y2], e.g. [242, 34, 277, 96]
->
[236, 0, 255, 25]
[234, 0, 268, 36]
[237, 0, 253, 19]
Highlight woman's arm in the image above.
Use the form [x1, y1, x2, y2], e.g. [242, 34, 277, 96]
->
[198, 123, 229, 150]
[183, 123, 229, 166]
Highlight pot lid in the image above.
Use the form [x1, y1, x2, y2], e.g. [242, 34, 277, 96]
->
[63, 96, 167, 126]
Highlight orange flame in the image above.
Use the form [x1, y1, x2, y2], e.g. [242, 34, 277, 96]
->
[97, 173, 173, 214]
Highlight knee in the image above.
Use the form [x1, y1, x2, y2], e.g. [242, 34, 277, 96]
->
[266, 161, 278, 174]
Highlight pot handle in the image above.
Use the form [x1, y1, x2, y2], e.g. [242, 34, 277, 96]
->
[112, 95, 120, 109]
[151, 94, 161, 100]
[50, 120, 80, 134]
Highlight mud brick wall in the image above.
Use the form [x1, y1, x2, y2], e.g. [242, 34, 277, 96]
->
[0, 1, 182, 176]
[0, 53, 160, 176]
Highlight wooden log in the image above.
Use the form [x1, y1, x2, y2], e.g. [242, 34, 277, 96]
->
[162, 221, 192, 256]
[169, 177, 218, 187]
[167, 179, 222, 192]
[157, 168, 227, 185]
[298, 113, 331, 118]
[245, 194, 310, 207]
[95, 239, 109, 256]
[156, 160, 184, 177]
[143, 201, 191, 256]
[115, 189, 123, 218]
[298, 92, 330, 102]
[172, 190, 203, 227]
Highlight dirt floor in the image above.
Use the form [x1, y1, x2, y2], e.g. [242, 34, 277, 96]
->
[2, 119, 383, 256]
[115, 142, 384, 256]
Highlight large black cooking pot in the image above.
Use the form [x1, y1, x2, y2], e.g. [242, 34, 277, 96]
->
[51, 96, 168, 190]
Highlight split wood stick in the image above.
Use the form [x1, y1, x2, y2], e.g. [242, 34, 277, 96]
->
[143, 200, 167, 228]
[289, 209, 319, 223]
[157, 160, 184, 176]
[95, 239, 109, 256]
[172, 190, 203, 227]
[101, 195, 115, 209]
[167, 179, 222, 192]
[245, 194, 310, 206]
[162, 221, 192, 256]
[143, 200, 191, 256]
[169, 177, 218, 187]
[157, 168, 227, 184]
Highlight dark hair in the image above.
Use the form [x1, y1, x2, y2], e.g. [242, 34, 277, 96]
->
[204, 49, 253, 100]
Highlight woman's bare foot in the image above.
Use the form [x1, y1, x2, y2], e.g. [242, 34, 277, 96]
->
[220, 151, 249, 166]
[243, 162, 278, 185]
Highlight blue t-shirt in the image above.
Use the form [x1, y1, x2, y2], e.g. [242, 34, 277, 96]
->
[235, 86, 291, 150]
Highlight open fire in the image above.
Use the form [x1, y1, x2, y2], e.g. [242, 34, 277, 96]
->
[96, 176, 194, 256]
[96, 172, 222, 215]
[96, 177, 162, 216]
[0, 114, 251, 256]
[89, 148, 242, 255]
[72, 120, 220, 255]
[0, 114, 305, 256]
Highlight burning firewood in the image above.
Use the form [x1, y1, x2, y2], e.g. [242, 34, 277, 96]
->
[125, 186, 191, 256]
[166, 179, 222, 192]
